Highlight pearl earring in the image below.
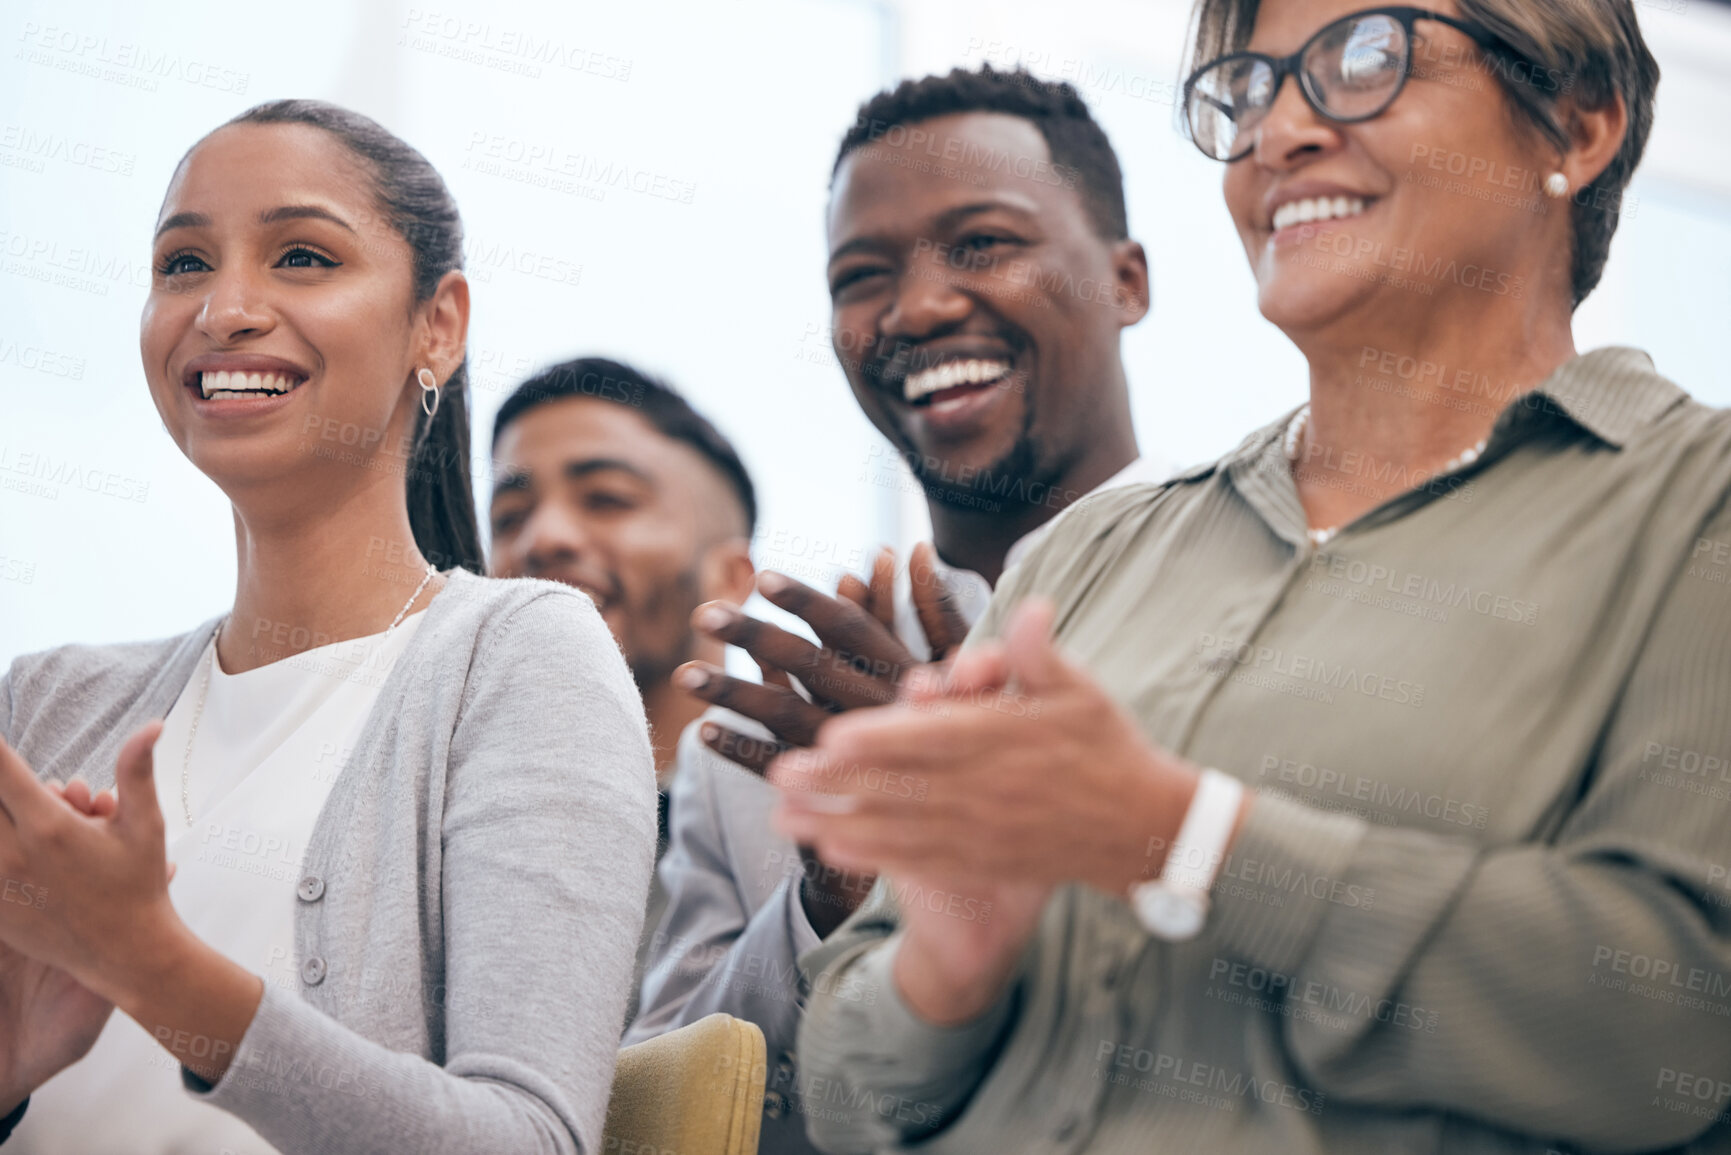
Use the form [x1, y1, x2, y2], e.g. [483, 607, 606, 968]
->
[417, 367, 440, 420]
[1544, 172, 1569, 199]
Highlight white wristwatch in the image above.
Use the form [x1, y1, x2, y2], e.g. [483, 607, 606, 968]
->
[1129, 768, 1244, 941]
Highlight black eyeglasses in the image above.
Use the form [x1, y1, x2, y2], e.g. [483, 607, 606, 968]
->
[1182, 6, 1523, 162]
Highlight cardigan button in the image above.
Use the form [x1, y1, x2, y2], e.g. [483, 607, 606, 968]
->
[297, 875, 325, 902]
[301, 956, 328, 985]
[762, 1090, 791, 1120]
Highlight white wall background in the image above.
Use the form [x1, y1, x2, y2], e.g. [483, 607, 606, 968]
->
[4, 0, 1730, 664]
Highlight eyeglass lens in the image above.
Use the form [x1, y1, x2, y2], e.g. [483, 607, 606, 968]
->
[1187, 11, 1410, 161]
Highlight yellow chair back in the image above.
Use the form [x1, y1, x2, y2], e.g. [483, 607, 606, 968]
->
[603, 1013, 766, 1155]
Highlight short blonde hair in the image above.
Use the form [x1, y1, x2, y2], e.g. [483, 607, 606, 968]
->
[1185, 0, 1660, 308]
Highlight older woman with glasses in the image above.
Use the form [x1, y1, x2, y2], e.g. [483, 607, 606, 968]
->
[784, 2, 1731, 1152]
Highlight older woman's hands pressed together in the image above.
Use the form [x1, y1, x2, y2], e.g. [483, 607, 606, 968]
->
[768, 598, 1249, 1024]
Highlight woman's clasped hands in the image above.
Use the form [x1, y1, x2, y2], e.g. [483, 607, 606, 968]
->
[0, 723, 211, 1109]
[766, 599, 1233, 1024]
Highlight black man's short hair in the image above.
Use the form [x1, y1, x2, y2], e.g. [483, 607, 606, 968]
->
[833, 63, 1129, 241]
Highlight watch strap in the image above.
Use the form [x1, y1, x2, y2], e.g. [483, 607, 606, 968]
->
[1160, 768, 1244, 893]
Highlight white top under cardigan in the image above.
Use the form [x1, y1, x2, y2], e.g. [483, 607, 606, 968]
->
[14, 615, 424, 1154]
[0, 570, 657, 1155]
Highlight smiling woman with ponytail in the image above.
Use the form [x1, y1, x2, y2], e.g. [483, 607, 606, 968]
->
[0, 101, 655, 1155]
[235, 99, 487, 577]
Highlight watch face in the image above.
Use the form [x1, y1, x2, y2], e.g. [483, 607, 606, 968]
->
[1133, 885, 1206, 941]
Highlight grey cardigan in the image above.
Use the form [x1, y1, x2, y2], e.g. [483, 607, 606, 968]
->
[0, 569, 657, 1155]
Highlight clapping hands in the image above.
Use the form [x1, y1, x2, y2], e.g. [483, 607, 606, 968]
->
[672, 543, 969, 934]
[0, 725, 174, 1114]
[676, 542, 971, 774]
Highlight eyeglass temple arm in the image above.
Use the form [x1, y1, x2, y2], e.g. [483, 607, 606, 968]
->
[1415, 10, 1523, 60]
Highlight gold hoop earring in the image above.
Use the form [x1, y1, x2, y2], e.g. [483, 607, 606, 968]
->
[417, 367, 440, 420]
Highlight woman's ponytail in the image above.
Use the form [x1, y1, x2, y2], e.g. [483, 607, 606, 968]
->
[227, 99, 487, 574]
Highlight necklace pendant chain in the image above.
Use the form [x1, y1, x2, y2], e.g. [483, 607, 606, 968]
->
[390, 563, 439, 632]
[179, 562, 438, 828]
[1285, 404, 1488, 549]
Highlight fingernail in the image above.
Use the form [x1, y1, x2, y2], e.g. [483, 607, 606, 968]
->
[694, 604, 735, 631]
[757, 571, 788, 595]
[700, 722, 719, 743]
[674, 664, 710, 690]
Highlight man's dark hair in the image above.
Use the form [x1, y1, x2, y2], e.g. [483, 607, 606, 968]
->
[491, 357, 757, 536]
[833, 64, 1129, 241]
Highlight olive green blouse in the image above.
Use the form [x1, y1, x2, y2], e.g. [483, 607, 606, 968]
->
[797, 348, 1731, 1154]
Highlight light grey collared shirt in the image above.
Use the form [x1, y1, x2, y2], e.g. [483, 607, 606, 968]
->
[798, 348, 1731, 1154]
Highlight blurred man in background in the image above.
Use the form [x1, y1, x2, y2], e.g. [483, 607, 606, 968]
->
[488, 356, 758, 1018]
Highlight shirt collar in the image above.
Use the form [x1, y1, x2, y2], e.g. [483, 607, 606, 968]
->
[911, 453, 1178, 634]
[1217, 346, 1686, 474]
[1510, 346, 1685, 449]
[1211, 347, 1688, 550]
[1002, 453, 1175, 572]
